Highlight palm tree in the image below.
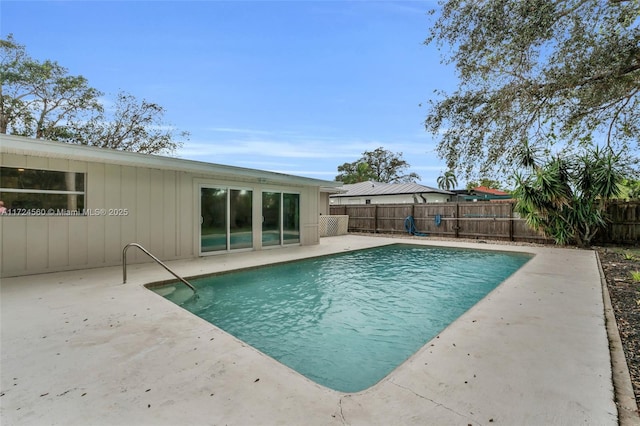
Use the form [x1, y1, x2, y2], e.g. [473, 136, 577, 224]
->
[437, 170, 458, 191]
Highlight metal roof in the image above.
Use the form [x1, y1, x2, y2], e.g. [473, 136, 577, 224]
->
[330, 181, 453, 197]
[0, 134, 343, 188]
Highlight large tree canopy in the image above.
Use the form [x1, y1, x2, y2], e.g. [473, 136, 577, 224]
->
[66, 91, 189, 155]
[0, 35, 101, 138]
[1, 34, 187, 154]
[424, 0, 640, 178]
[336, 147, 420, 184]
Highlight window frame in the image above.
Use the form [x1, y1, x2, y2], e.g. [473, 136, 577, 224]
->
[0, 166, 86, 215]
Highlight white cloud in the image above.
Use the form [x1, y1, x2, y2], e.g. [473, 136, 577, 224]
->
[178, 136, 385, 161]
[206, 127, 275, 135]
[179, 140, 334, 159]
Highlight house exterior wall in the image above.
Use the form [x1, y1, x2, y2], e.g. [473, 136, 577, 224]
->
[319, 192, 331, 215]
[0, 150, 321, 278]
[330, 193, 450, 205]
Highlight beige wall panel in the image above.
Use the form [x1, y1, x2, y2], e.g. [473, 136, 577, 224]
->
[148, 168, 164, 256]
[163, 171, 178, 258]
[86, 163, 106, 265]
[312, 189, 321, 243]
[68, 217, 89, 267]
[135, 168, 151, 258]
[120, 167, 138, 260]
[48, 217, 70, 267]
[300, 188, 318, 245]
[319, 193, 330, 215]
[1, 217, 27, 276]
[104, 164, 122, 264]
[46, 157, 69, 172]
[26, 217, 48, 272]
[177, 172, 193, 257]
[0, 153, 27, 168]
[87, 218, 107, 265]
[26, 156, 48, 170]
[251, 187, 262, 250]
[309, 188, 320, 223]
[68, 159, 88, 173]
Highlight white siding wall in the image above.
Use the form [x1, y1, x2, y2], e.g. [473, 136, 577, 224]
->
[1, 152, 321, 277]
[330, 193, 450, 205]
[301, 185, 320, 245]
[319, 192, 330, 215]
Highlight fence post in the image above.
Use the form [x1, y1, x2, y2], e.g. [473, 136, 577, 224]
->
[455, 203, 460, 238]
[374, 204, 378, 234]
[509, 202, 514, 241]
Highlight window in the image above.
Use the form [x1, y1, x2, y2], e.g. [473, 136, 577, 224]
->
[0, 167, 85, 214]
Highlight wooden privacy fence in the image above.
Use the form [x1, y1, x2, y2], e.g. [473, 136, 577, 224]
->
[330, 201, 640, 245]
[596, 201, 640, 245]
[330, 202, 551, 243]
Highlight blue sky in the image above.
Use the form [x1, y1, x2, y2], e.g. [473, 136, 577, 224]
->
[2, 0, 458, 186]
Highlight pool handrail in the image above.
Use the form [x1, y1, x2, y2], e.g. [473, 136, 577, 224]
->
[122, 242, 197, 293]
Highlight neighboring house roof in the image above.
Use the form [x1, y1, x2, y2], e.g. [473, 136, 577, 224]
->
[471, 186, 510, 196]
[451, 185, 512, 202]
[329, 181, 453, 198]
[0, 134, 342, 188]
[452, 186, 511, 196]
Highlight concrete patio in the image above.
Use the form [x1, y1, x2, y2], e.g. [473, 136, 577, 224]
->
[1, 235, 619, 425]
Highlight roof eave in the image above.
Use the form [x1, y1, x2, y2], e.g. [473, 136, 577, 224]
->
[0, 134, 341, 188]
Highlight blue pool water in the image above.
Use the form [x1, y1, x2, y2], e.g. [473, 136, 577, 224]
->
[153, 244, 531, 392]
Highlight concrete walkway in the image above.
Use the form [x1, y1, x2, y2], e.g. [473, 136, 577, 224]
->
[1, 235, 617, 425]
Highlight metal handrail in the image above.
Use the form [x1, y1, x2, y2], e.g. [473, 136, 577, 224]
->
[122, 243, 196, 293]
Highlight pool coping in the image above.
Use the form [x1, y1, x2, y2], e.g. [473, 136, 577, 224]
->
[0, 235, 622, 425]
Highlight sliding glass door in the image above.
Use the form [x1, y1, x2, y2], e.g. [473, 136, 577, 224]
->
[201, 187, 227, 252]
[262, 192, 281, 247]
[229, 189, 253, 250]
[283, 193, 300, 244]
[201, 186, 252, 253]
[262, 191, 299, 246]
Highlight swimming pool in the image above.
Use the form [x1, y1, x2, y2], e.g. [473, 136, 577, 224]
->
[152, 244, 531, 392]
